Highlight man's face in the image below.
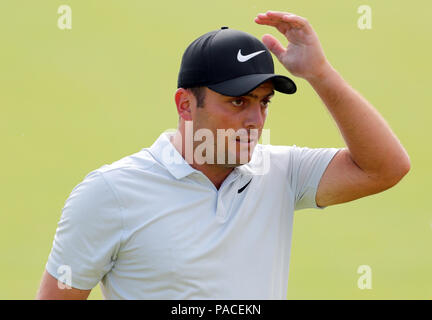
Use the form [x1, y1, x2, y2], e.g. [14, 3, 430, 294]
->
[190, 81, 274, 167]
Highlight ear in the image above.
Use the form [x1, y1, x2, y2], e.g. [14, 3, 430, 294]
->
[175, 88, 193, 121]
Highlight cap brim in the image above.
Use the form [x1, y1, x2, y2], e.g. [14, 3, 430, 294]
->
[207, 73, 296, 96]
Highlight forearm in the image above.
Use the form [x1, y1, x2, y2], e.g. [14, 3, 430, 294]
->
[307, 64, 410, 179]
[255, 11, 409, 180]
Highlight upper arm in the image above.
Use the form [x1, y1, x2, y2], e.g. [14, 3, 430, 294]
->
[36, 270, 91, 300]
[315, 148, 399, 207]
[45, 170, 123, 291]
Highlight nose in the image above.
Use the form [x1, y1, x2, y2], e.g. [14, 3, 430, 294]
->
[243, 102, 266, 130]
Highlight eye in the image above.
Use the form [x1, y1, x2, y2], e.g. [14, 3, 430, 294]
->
[261, 99, 271, 107]
[231, 99, 244, 107]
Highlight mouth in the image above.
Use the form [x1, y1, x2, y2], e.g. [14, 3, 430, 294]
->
[235, 137, 256, 145]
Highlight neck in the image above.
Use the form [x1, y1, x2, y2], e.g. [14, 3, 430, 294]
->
[171, 130, 234, 190]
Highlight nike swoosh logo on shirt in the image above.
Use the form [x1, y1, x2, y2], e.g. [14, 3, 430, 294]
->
[237, 49, 265, 62]
[238, 178, 253, 194]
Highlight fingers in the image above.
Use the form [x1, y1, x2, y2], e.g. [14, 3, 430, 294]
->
[255, 11, 313, 34]
[256, 11, 294, 23]
[280, 14, 312, 33]
[255, 16, 291, 30]
[261, 34, 286, 58]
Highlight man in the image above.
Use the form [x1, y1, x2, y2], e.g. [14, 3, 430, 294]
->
[36, 11, 410, 299]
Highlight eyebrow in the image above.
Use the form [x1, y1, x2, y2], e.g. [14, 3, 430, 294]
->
[243, 90, 275, 99]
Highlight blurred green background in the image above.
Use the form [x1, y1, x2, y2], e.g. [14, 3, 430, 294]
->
[1, 0, 431, 300]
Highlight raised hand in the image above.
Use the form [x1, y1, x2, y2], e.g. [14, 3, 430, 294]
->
[255, 11, 331, 81]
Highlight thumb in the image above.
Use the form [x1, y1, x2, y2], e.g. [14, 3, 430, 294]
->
[262, 34, 286, 59]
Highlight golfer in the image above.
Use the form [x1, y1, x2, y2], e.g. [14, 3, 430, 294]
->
[37, 11, 410, 299]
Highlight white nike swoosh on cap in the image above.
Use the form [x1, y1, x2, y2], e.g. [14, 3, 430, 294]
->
[237, 49, 266, 62]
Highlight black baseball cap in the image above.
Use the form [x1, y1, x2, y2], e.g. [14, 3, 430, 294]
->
[177, 26, 296, 97]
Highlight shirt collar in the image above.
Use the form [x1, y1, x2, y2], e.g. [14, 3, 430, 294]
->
[148, 132, 197, 180]
[234, 145, 266, 177]
[148, 131, 262, 180]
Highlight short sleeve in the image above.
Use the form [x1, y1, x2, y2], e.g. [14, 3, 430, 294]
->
[289, 146, 341, 211]
[45, 170, 123, 290]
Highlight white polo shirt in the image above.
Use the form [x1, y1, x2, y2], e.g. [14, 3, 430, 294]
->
[46, 132, 340, 299]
